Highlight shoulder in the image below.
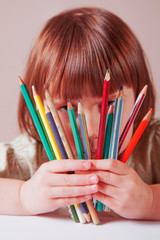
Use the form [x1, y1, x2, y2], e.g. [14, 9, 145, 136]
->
[130, 117, 160, 184]
[11, 134, 37, 158]
[0, 134, 47, 179]
[0, 133, 39, 167]
[0, 134, 37, 159]
[145, 117, 160, 142]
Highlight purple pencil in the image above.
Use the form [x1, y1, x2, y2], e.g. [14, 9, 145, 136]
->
[44, 102, 68, 159]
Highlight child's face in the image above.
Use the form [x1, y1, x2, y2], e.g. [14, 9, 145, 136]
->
[53, 86, 135, 159]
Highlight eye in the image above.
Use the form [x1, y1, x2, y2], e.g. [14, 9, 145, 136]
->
[59, 105, 68, 112]
[59, 104, 78, 115]
[108, 100, 115, 106]
[98, 100, 115, 111]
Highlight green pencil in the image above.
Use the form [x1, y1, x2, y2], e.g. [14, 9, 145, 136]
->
[67, 100, 84, 159]
[67, 99, 91, 223]
[103, 104, 114, 159]
[18, 77, 55, 161]
[96, 104, 114, 212]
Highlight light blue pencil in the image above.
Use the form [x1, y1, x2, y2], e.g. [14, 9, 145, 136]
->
[109, 85, 123, 159]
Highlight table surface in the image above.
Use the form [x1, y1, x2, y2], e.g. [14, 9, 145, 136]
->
[0, 212, 160, 240]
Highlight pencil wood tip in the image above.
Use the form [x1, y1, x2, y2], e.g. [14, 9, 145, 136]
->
[104, 69, 110, 81]
[18, 76, 24, 85]
[67, 99, 72, 110]
[141, 85, 148, 96]
[44, 100, 50, 113]
[45, 89, 49, 98]
[78, 100, 83, 114]
[144, 108, 153, 121]
[32, 85, 38, 96]
[108, 104, 114, 114]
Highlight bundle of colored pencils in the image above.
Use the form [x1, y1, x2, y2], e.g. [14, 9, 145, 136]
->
[19, 76, 100, 225]
[19, 69, 152, 222]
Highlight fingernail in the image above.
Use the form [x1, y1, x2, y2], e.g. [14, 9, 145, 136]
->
[84, 195, 92, 200]
[82, 161, 91, 169]
[91, 185, 98, 192]
[90, 175, 98, 183]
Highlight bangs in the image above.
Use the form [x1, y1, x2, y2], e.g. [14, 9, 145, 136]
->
[46, 13, 130, 100]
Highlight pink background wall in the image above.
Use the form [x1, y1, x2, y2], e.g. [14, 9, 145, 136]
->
[0, 0, 160, 142]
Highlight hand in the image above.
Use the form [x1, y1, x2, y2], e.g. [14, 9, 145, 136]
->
[88, 159, 153, 219]
[20, 160, 99, 215]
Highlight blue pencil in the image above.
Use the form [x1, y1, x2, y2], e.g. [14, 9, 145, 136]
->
[109, 86, 123, 159]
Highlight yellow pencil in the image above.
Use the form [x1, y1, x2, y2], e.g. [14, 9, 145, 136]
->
[32, 86, 62, 160]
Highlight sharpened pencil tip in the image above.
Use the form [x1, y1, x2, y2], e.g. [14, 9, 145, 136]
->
[44, 100, 50, 113]
[119, 85, 123, 91]
[104, 69, 110, 81]
[144, 108, 153, 121]
[18, 76, 24, 85]
[32, 85, 38, 96]
[67, 99, 72, 110]
[141, 85, 148, 96]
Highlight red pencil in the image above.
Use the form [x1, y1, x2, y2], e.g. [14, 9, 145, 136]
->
[96, 69, 110, 159]
[120, 108, 152, 163]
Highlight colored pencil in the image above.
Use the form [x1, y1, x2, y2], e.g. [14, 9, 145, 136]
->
[74, 204, 86, 224]
[96, 69, 110, 159]
[96, 105, 114, 211]
[69, 205, 79, 223]
[109, 85, 123, 159]
[103, 104, 114, 159]
[78, 100, 91, 159]
[78, 100, 100, 225]
[120, 108, 152, 163]
[96, 70, 110, 211]
[118, 85, 148, 153]
[36, 108, 56, 158]
[32, 86, 62, 160]
[44, 102, 68, 159]
[18, 77, 55, 161]
[67, 100, 84, 159]
[45, 90, 74, 159]
[67, 99, 91, 223]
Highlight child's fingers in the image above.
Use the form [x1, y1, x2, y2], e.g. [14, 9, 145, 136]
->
[92, 192, 116, 210]
[53, 195, 92, 209]
[45, 173, 99, 186]
[89, 159, 129, 175]
[42, 160, 91, 173]
[98, 182, 120, 199]
[47, 184, 98, 198]
[88, 170, 124, 187]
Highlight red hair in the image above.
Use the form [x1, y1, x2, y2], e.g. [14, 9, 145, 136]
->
[18, 7, 155, 141]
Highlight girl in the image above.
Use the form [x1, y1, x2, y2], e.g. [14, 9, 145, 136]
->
[0, 7, 160, 220]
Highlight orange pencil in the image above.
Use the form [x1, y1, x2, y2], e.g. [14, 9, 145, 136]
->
[120, 108, 152, 163]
